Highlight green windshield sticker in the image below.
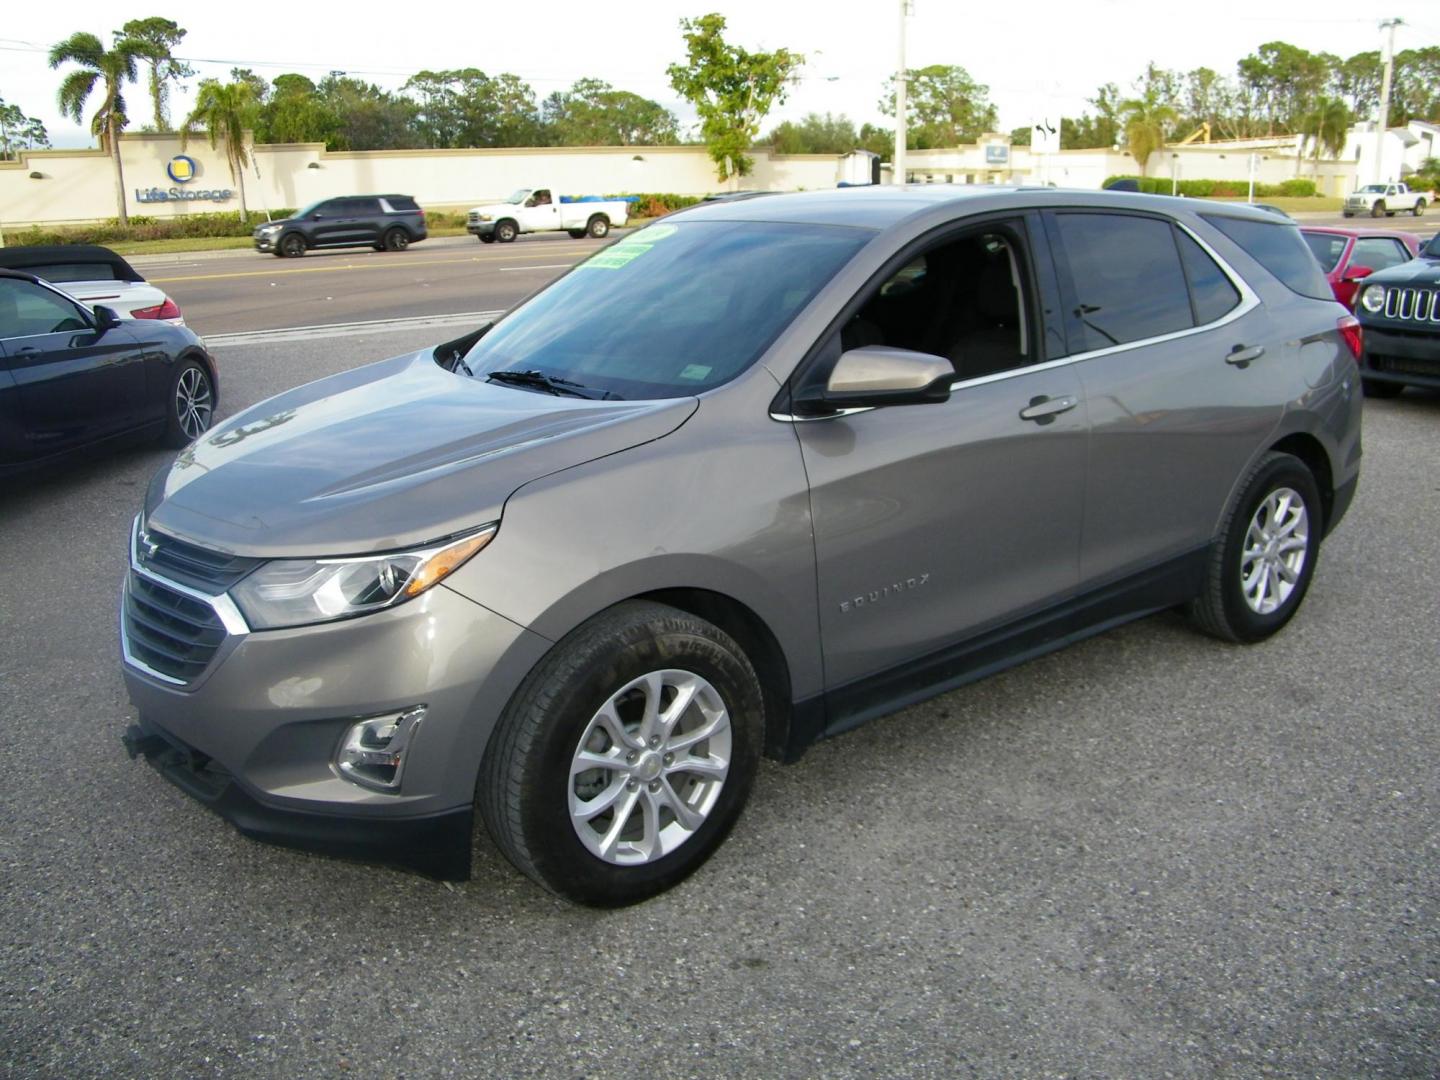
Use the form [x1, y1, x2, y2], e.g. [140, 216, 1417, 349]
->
[582, 244, 649, 270]
[635, 223, 678, 243]
[679, 364, 712, 381]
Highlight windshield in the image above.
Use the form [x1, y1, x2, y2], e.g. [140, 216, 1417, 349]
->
[504, 189, 532, 205]
[1302, 231, 1346, 272]
[1357, 185, 1388, 194]
[1426, 234, 1440, 258]
[461, 220, 870, 399]
[295, 200, 325, 219]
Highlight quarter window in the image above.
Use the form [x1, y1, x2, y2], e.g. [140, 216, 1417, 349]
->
[1176, 232, 1240, 325]
[1053, 213, 1193, 350]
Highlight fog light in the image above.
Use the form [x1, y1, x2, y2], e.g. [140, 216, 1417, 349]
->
[336, 706, 426, 792]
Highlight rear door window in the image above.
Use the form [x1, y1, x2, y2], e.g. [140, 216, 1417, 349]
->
[1202, 214, 1333, 300]
[1350, 236, 1412, 273]
[1050, 212, 1194, 351]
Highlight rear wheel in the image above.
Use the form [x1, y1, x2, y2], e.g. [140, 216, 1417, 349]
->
[1188, 452, 1321, 644]
[279, 232, 306, 258]
[479, 601, 763, 907]
[1371, 201, 1385, 218]
[383, 228, 409, 251]
[495, 219, 518, 243]
[586, 214, 610, 239]
[1362, 378, 1403, 399]
[162, 360, 215, 448]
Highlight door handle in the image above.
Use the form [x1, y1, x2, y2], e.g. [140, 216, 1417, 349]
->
[15, 346, 40, 356]
[1019, 394, 1079, 423]
[1226, 344, 1265, 365]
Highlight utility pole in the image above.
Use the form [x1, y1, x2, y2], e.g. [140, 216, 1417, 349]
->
[894, 0, 909, 186]
[1375, 18, 1402, 184]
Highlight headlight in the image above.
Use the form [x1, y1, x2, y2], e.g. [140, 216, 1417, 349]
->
[231, 525, 497, 630]
[1360, 284, 1386, 314]
[259, 224, 280, 233]
[478, 214, 493, 222]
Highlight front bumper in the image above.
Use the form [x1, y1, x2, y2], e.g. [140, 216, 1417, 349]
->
[1359, 323, 1440, 388]
[121, 573, 553, 878]
[253, 232, 281, 252]
[466, 222, 495, 238]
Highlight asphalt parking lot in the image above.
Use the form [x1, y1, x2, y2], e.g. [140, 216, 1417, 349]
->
[2, 305, 1438, 1077]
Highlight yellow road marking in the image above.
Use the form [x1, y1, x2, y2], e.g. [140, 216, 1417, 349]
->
[149, 248, 590, 284]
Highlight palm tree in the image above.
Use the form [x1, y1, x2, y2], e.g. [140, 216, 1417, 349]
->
[50, 31, 152, 224]
[1119, 88, 1178, 178]
[182, 80, 257, 219]
[1303, 97, 1351, 179]
[119, 18, 194, 131]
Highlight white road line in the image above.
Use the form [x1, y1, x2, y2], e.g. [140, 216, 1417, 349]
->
[204, 309, 504, 348]
[499, 263, 574, 272]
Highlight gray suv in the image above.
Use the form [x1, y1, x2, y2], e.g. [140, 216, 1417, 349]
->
[122, 188, 1362, 906]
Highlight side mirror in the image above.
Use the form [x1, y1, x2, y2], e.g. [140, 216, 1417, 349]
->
[795, 346, 954, 412]
[92, 305, 123, 332]
[1342, 264, 1374, 282]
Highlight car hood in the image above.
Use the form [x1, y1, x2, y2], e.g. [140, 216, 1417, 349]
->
[256, 217, 298, 229]
[145, 348, 697, 557]
[468, 203, 522, 215]
[1366, 256, 1440, 285]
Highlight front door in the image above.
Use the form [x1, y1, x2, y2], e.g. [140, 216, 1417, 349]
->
[520, 189, 561, 233]
[791, 220, 1087, 697]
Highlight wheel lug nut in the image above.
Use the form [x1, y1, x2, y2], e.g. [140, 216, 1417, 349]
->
[648, 781, 660, 793]
[649, 736, 661, 749]
[626, 780, 639, 791]
[625, 751, 637, 764]
[663, 753, 674, 766]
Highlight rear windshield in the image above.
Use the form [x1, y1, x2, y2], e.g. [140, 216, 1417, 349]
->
[1426, 235, 1440, 259]
[15, 262, 128, 283]
[460, 220, 870, 399]
[1203, 214, 1333, 301]
[1301, 231, 1346, 273]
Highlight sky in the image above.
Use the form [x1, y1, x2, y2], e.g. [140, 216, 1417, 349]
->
[3, 0, 1438, 149]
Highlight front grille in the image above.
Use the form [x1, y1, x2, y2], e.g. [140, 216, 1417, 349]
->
[124, 572, 227, 683]
[1381, 287, 1440, 323]
[138, 528, 260, 592]
[467, 211, 480, 224]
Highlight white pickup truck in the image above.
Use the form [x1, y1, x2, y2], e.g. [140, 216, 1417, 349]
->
[1343, 182, 1427, 218]
[466, 187, 631, 243]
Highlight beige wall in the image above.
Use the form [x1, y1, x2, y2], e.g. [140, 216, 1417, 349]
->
[1, 131, 1362, 230]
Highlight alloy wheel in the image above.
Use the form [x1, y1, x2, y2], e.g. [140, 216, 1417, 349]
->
[1240, 487, 1309, 615]
[174, 366, 214, 440]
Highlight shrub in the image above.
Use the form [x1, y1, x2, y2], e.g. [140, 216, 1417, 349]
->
[8, 210, 297, 247]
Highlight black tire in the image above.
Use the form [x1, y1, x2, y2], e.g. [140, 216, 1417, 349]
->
[567, 228, 587, 239]
[479, 601, 764, 907]
[1362, 378, 1403, 399]
[1187, 452, 1322, 644]
[495, 219, 518, 243]
[586, 214, 610, 239]
[279, 232, 306, 258]
[1413, 199, 1426, 217]
[383, 227, 409, 251]
[1371, 201, 1385, 218]
[477, 233, 496, 243]
[162, 359, 215, 448]
[1342, 211, 1354, 218]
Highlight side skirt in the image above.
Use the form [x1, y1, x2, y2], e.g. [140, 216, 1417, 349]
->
[779, 547, 1209, 761]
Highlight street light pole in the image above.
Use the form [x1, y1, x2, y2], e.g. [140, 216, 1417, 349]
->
[894, 0, 909, 186]
[1375, 17, 1403, 184]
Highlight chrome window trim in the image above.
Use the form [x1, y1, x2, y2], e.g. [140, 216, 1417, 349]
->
[771, 217, 1260, 421]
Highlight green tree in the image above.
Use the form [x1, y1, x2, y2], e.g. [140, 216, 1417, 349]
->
[858, 122, 892, 158]
[542, 78, 679, 146]
[403, 69, 541, 148]
[317, 75, 421, 151]
[1300, 96, 1350, 176]
[0, 98, 49, 159]
[1392, 47, 1440, 125]
[255, 73, 339, 145]
[118, 17, 193, 130]
[666, 12, 803, 181]
[181, 79, 257, 217]
[1331, 51, 1380, 118]
[1062, 83, 1122, 149]
[766, 112, 858, 154]
[1119, 85, 1178, 176]
[49, 29, 152, 223]
[879, 64, 997, 148]
[1237, 42, 1333, 133]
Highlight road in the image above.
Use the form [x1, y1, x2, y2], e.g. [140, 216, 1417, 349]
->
[1, 231, 1437, 1078]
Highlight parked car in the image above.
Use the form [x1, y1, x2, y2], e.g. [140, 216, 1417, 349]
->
[1352, 231, 1440, 397]
[0, 244, 186, 324]
[121, 189, 1361, 906]
[466, 187, 630, 242]
[1343, 182, 1427, 218]
[1300, 226, 1422, 307]
[1, 269, 217, 472]
[253, 195, 427, 257]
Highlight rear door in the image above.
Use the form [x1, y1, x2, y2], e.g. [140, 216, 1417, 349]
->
[0, 277, 147, 458]
[1043, 209, 1289, 587]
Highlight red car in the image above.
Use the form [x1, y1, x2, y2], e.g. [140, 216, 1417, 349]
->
[1301, 226, 1421, 307]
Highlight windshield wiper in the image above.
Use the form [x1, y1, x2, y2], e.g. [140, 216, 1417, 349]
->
[485, 369, 622, 400]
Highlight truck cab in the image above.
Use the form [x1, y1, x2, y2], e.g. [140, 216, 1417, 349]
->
[466, 187, 630, 243]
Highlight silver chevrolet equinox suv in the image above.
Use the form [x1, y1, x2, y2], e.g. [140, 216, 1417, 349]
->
[121, 187, 1363, 906]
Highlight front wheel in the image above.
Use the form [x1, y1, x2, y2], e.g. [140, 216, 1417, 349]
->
[567, 228, 587, 239]
[495, 220, 518, 243]
[586, 214, 610, 239]
[479, 601, 763, 907]
[478, 233, 496, 244]
[1187, 452, 1322, 644]
[162, 360, 215, 448]
[1413, 199, 1426, 216]
[279, 232, 306, 258]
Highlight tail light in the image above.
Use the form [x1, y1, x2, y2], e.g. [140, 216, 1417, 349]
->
[1337, 314, 1362, 362]
[132, 297, 182, 321]
[417, 209, 426, 221]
